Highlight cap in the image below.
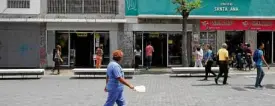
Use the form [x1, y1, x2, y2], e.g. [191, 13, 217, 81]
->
[112, 50, 124, 57]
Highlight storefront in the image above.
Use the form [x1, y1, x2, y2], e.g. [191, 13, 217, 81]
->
[46, 23, 120, 68]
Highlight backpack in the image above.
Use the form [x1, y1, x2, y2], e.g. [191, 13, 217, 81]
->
[253, 49, 260, 62]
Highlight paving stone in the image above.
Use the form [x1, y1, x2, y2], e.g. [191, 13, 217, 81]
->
[0, 74, 275, 106]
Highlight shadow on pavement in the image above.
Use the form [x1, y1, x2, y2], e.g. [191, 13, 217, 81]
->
[70, 77, 133, 80]
[0, 78, 41, 80]
[192, 84, 222, 86]
[244, 84, 275, 89]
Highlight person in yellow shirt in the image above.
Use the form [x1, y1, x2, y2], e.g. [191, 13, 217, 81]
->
[215, 43, 229, 85]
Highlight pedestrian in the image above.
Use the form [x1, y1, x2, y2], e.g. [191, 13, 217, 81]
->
[202, 44, 216, 80]
[194, 47, 203, 67]
[253, 43, 269, 88]
[104, 50, 135, 106]
[145, 42, 154, 70]
[52, 45, 63, 74]
[215, 43, 229, 85]
[134, 45, 142, 69]
[96, 44, 103, 68]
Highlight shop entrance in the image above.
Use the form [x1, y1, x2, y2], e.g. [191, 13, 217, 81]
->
[143, 32, 167, 67]
[70, 33, 94, 67]
[257, 32, 272, 63]
[225, 31, 245, 56]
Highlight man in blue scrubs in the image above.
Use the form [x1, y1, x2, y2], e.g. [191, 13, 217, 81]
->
[104, 50, 135, 106]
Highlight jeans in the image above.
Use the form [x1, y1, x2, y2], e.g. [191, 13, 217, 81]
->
[146, 56, 152, 69]
[104, 90, 125, 106]
[255, 66, 265, 87]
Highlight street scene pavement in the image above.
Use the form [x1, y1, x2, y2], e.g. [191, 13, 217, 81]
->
[1, 70, 275, 106]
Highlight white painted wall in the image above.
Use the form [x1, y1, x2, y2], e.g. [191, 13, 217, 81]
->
[0, 0, 41, 14]
[131, 24, 193, 31]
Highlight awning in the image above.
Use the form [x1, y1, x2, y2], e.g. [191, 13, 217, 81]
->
[0, 18, 127, 23]
[137, 15, 275, 20]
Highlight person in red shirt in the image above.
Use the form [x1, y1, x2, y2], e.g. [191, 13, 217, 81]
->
[145, 42, 154, 70]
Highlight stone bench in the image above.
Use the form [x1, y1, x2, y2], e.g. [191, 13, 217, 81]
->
[0, 69, 45, 78]
[171, 67, 227, 76]
[72, 68, 135, 78]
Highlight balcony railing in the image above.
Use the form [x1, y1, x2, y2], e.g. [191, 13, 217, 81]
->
[47, 0, 118, 14]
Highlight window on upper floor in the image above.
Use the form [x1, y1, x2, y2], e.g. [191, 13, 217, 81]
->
[47, 0, 118, 14]
[7, 0, 30, 8]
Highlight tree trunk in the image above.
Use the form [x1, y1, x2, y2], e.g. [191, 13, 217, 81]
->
[182, 17, 189, 67]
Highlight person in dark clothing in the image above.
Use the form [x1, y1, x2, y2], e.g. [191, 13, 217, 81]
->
[244, 43, 252, 70]
[52, 45, 63, 74]
[202, 44, 216, 80]
[235, 44, 244, 69]
[215, 43, 229, 85]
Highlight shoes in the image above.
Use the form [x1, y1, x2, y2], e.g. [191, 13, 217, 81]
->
[259, 85, 264, 88]
[215, 78, 218, 84]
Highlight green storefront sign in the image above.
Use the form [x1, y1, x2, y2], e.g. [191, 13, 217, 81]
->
[125, 0, 275, 16]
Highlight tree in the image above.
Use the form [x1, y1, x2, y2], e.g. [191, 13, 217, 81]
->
[173, 0, 202, 67]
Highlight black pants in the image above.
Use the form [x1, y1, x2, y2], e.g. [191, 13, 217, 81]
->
[205, 61, 216, 80]
[53, 58, 60, 74]
[135, 55, 141, 69]
[216, 61, 228, 84]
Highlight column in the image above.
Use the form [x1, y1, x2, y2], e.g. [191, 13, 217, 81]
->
[245, 30, 257, 50]
[216, 30, 225, 50]
[110, 30, 119, 60]
[118, 23, 134, 68]
[46, 30, 55, 68]
[40, 23, 47, 68]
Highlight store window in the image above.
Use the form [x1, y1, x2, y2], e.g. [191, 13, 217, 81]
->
[94, 32, 110, 66]
[200, 31, 217, 53]
[134, 32, 143, 66]
[168, 33, 182, 65]
[55, 32, 69, 66]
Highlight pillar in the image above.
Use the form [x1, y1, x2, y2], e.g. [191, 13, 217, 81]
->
[118, 23, 134, 68]
[245, 30, 257, 50]
[216, 30, 226, 49]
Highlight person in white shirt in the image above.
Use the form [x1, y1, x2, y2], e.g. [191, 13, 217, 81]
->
[134, 45, 142, 69]
[194, 47, 203, 67]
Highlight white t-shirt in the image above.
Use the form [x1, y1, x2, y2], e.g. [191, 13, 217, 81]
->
[134, 49, 142, 56]
[196, 51, 203, 60]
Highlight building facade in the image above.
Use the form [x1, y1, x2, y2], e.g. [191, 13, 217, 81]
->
[0, 0, 275, 68]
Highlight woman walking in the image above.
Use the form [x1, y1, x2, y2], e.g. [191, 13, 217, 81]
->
[104, 50, 135, 106]
[134, 45, 142, 69]
[52, 45, 63, 74]
[202, 44, 216, 80]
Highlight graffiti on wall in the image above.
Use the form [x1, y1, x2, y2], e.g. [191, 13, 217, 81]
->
[39, 26, 46, 67]
[19, 44, 33, 56]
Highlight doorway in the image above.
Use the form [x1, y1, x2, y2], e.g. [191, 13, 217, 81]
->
[143, 32, 167, 67]
[225, 31, 245, 56]
[257, 31, 272, 63]
[70, 33, 94, 67]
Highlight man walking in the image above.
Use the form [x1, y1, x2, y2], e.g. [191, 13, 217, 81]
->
[215, 43, 229, 85]
[253, 43, 269, 88]
[145, 42, 154, 70]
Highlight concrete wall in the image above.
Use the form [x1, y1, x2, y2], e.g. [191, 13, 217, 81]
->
[216, 31, 226, 50]
[245, 30, 257, 50]
[0, 23, 41, 67]
[0, 0, 41, 14]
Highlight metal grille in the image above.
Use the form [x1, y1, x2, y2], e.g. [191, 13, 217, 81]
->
[47, 0, 66, 14]
[47, 0, 118, 14]
[101, 0, 118, 14]
[7, 0, 30, 8]
[84, 0, 100, 13]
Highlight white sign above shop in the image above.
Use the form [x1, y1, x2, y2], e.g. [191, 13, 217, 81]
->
[214, 2, 239, 12]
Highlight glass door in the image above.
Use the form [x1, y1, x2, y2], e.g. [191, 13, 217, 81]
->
[55, 31, 70, 66]
[168, 33, 182, 66]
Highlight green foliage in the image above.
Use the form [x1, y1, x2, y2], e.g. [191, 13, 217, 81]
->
[173, 0, 202, 14]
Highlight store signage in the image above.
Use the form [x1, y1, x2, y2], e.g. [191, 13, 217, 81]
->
[200, 20, 275, 30]
[214, 2, 239, 12]
[76, 32, 88, 37]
